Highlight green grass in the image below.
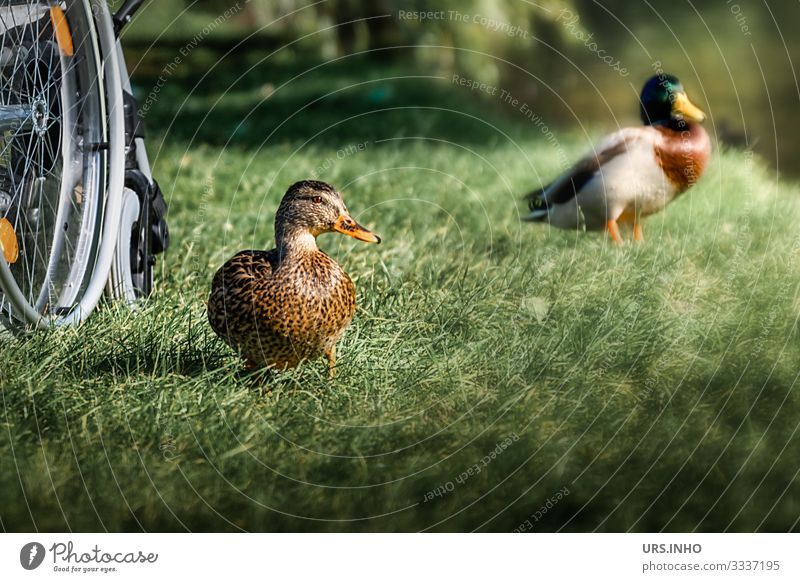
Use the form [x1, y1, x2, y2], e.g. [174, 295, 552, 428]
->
[1, 56, 799, 532]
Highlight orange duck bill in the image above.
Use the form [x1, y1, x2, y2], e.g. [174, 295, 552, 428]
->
[673, 92, 706, 123]
[332, 213, 381, 244]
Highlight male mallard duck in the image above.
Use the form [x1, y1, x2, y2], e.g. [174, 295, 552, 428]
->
[524, 74, 711, 243]
[208, 180, 380, 376]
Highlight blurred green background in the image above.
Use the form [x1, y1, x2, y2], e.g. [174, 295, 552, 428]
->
[119, 0, 799, 176]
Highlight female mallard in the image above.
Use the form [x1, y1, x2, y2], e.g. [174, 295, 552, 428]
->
[208, 180, 380, 376]
[524, 74, 711, 243]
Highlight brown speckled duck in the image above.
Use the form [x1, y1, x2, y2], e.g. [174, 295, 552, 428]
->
[524, 74, 711, 243]
[208, 180, 380, 376]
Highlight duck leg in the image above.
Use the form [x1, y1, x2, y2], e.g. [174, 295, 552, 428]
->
[632, 211, 644, 242]
[325, 346, 337, 379]
[633, 221, 644, 242]
[606, 219, 624, 245]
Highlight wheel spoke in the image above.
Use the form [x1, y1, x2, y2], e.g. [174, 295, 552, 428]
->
[0, 0, 106, 325]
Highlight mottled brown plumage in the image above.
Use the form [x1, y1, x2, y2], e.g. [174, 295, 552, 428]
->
[207, 181, 380, 375]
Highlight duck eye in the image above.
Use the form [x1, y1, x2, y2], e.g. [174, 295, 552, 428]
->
[312, 196, 322, 204]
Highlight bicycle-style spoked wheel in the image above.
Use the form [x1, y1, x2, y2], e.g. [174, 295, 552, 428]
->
[0, 0, 109, 329]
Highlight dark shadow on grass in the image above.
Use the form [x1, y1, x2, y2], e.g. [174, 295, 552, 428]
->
[130, 51, 516, 149]
[77, 328, 230, 379]
[54, 302, 232, 380]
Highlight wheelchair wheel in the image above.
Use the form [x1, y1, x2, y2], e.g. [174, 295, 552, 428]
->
[0, 0, 125, 329]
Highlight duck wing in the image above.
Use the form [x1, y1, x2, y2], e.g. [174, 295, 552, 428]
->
[525, 128, 649, 219]
[207, 250, 278, 342]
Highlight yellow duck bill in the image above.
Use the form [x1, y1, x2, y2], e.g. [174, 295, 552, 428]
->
[332, 214, 381, 244]
[673, 92, 706, 123]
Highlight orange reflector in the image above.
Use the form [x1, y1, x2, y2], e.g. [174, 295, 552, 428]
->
[0, 218, 18, 264]
[49, 6, 74, 57]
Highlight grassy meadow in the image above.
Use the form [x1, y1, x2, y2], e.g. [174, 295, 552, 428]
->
[1, 56, 799, 532]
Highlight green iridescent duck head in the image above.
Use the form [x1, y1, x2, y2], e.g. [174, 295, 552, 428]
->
[640, 74, 706, 126]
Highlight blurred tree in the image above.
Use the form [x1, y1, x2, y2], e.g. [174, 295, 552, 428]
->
[127, 0, 579, 86]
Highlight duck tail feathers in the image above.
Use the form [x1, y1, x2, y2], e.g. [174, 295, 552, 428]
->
[522, 188, 550, 222]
